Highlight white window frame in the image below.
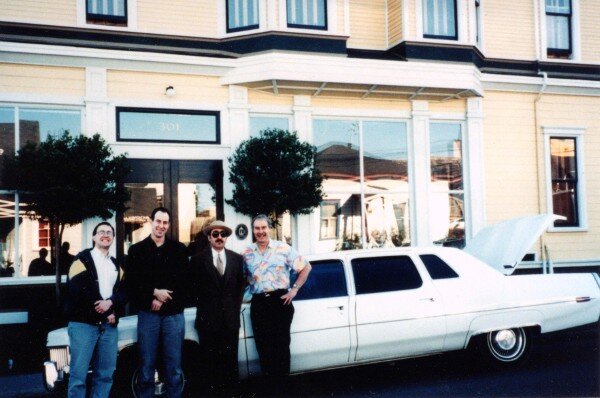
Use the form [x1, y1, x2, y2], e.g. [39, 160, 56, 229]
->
[543, 127, 587, 232]
[415, 0, 468, 44]
[539, 0, 581, 61]
[77, 0, 138, 31]
[219, 0, 269, 37]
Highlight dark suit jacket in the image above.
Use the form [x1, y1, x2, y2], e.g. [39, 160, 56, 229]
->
[191, 247, 244, 333]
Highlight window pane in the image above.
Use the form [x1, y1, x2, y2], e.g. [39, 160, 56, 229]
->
[363, 121, 408, 191]
[423, 0, 456, 38]
[117, 108, 219, 143]
[249, 116, 289, 137]
[430, 123, 462, 190]
[0, 108, 15, 186]
[294, 260, 347, 300]
[227, 0, 259, 31]
[365, 193, 410, 248]
[320, 200, 339, 240]
[546, 0, 570, 14]
[550, 137, 578, 226]
[324, 193, 362, 250]
[287, 0, 326, 28]
[19, 109, 81, 147]
[178, 183, 216, 250]
[352, 256, 422, 294]
[547, 15, 570, 50]
[420, 254, 458, 279]
[314, 119, 360, 183]
[87, 0, 126, 17]
[430, 192, 464, 247]
[123, 183, 164, 255]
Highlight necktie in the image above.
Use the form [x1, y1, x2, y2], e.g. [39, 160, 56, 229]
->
[217, 253, 224, 276]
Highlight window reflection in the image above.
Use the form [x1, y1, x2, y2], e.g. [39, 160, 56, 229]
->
[19, 109, 81, 147]
[429, 122, 464, 248]
[365, 193, 410, 248]
[179, 183, 217, 254]
[314, 119, 409, 251]
[249, 116, 290, 137]
[550, 137, 578, 226]
[123, 183, 164, 255]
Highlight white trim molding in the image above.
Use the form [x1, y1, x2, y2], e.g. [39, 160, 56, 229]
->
[543, 126, 588, 232]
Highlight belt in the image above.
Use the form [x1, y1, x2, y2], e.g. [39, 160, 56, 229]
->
[252, 289, 288, 298]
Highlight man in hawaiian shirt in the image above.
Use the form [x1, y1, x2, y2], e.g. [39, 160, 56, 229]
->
[241, 214, 312, 385]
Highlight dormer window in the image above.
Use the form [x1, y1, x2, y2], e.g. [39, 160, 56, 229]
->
[423, 0, 457, 40]
[227, 0, 259, 33]
[286, 0, 327, 30]
[86, 0, 127, 25]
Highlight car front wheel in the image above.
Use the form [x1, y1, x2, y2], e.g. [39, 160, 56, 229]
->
[478, 327, 532, 367]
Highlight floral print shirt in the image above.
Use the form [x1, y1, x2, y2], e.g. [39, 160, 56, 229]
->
[242, 239, 309, 294]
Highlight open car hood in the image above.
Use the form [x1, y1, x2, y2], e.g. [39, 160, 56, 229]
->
[464, 214, 562, 275]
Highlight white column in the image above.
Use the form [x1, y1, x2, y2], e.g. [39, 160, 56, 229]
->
[226, 85, 253, 252]
[465, 97, 486, 239]
[85, 67, 109, 140]
[410, 100, 431, 246]
[292, 95, 314, 253]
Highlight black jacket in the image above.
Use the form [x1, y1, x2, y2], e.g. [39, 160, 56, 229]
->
[126, 236, 190, 315]
[191, 248, 244, 333]
[64, 249, 126, 325]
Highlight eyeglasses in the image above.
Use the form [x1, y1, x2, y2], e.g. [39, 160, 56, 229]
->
[210, 230, 230, 238]
[96, 230, 114, 237]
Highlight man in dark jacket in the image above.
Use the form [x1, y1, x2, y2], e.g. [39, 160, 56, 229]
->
[64, 222, 125, 398]
[126, 207, 189, 398]
[191, 220, 244, 394]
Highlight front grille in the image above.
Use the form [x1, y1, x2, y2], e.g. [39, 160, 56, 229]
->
[49, 347, 70, 371]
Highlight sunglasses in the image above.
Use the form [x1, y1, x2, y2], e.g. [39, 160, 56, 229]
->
[210, 230, 230, 238]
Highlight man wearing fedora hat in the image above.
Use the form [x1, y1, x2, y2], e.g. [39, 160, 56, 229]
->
[190, 220, 244, 394]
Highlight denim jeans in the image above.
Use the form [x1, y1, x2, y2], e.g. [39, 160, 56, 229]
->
[137, 311, 185, 398]
[67, 321, 118, 398]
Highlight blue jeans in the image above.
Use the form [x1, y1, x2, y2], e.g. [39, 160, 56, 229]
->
[67, 321, 118, 398]
[137, 311, 185, 398]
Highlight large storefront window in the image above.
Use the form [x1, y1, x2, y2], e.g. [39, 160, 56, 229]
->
[314, 119, 409, 251]
[429, 123, 464, 247]
[0, 107, 83, 279]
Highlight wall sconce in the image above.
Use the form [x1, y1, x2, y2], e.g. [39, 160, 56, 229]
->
[165, 86, 176, 97]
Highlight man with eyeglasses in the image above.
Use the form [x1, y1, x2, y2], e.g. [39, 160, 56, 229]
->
[64, 222, 126, 398]
[190, 220, 244, 395]
[126, 207, 190, 398]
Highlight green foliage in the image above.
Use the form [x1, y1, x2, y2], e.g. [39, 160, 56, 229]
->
[3, 132, 131, 226]
[226, 129, 324, 222]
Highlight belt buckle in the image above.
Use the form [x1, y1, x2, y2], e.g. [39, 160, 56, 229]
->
[264, 291, 272, 297]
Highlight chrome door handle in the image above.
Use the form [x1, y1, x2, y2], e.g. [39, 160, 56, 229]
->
[328, 305, 344, 310]
[419, 298, 435, 302]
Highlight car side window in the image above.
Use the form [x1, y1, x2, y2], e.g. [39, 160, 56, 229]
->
[420, 254, 459, 280]
[352, 256, 422, 295]
[294, 260, 347, 301]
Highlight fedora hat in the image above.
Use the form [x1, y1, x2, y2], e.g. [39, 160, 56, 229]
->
[203, 220, 233, 236]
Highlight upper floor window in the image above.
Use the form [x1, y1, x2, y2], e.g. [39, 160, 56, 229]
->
[475, 0, 482, 46]
[545, 0, 571, 58]
[423, 0, 457, 40]
[287, 0, 327, 30]
[86, 0, 127, 25]
[227, 0, 259, 33]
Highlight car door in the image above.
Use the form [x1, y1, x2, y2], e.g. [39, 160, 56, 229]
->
[241, 259, 352, 377]
[352, 254, 446, 362]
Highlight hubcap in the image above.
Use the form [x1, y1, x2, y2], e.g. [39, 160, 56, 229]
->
[494, 329, 517, 350]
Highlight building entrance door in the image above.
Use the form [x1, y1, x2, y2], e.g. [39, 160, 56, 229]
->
[116, 159, 223, 261]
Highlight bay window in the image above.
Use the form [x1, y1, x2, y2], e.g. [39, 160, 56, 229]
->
[423, 0, 457, 40]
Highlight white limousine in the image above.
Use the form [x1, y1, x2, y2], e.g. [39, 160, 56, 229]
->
[43, 215, 600, 396]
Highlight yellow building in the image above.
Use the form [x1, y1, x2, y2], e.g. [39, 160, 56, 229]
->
[0, 0, 598, 280]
